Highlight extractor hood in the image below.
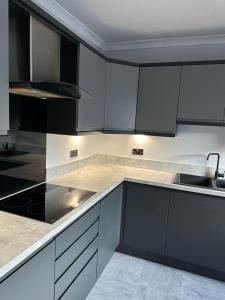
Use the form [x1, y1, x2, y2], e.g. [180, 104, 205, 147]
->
[9, 82, 92, 101]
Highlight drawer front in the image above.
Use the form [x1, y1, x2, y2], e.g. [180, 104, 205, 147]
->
[60, 253, 97, 300]
[55, 237, 98, 300]
[55, 220, 99, 280]
[56, 203, 100, 258]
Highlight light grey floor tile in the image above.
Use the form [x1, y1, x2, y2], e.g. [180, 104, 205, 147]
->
[87, 278, 136, 300]
[140, 260, 182, 294]
[172, 271, 225, 300]
[86, 253, 225, 300]
[100, 252, 145, 286]
[132, 285, 173, 300]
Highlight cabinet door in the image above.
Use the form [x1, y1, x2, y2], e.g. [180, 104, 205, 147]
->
[97, 185, 123, 277]
[123, 183, 170, 255]
[166, 191, 225, 272]
[136, 66, 181, 136]
[0, 0, 9, 133]
[177, 64, 225, 124]
[0, 242, 55, 300]
[78, 45, 106, 131]
[104, 63, 139, 132]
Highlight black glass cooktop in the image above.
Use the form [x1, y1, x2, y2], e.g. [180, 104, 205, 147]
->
[0, 183, 96, 224]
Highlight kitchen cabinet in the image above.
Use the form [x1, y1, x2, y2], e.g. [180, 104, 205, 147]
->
[122, 182, 170, 256]
[97, 185, 123, 277]
[136, 66, 181, 136]
[0, 0, 9, 133]
[0, 242, 55, 300]
[59, 253, 98, 300]
[54, 203, 99, 300]
[177, 64, 225, 125]
[166, 190, 225, 273]
[104, 63, 139, 132]
[78, 45, 106, 132]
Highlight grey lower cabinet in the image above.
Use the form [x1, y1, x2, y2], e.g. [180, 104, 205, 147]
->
[97, 185, 123, 277]
[78, 44, 106, 132]
[104, 63, 139, 132]
[0, 242, 55, 300]
[122, 182, 170, 256]
[0, 0, 9, 133]
[60, 253, 98, 300]
[177, 64, 225, 125]
[165, 191, 225, 273]
[119, 183, 225, 281]
[136, 66, 181, 136]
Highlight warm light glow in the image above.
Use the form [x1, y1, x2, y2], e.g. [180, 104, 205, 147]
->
[133, 134, 146, 143]
[72, 136, 82, 143]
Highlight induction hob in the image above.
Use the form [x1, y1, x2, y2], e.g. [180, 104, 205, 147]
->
[0, 183, 96, 224]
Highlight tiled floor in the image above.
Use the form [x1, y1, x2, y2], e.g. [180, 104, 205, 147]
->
[86, 253, 225, 300]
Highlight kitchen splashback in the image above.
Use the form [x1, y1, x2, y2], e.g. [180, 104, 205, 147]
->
[0, 130, 46, 198]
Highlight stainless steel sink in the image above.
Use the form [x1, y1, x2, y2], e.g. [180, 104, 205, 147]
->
[174, 173, 225, 191]
[174, 173, 213, 189]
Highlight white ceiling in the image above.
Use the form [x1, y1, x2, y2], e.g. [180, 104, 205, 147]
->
[55, 0, 225, 46]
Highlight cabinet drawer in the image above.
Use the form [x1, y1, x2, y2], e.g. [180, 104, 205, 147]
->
[55, 237, 98, 300]
[55, 220, 99, 280]
[56, 203, 100, 258]
[60, 252, 97, 300]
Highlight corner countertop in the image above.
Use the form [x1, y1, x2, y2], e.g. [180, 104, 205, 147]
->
[0, 163, 225, 282]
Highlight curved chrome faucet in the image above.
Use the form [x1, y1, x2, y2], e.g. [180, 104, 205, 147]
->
[207, 153, 224, 179]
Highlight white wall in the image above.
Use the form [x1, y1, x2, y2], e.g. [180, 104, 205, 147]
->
[46, 125, 225, 170]
[46, 133, 100, 168]
[100, 125, 225, 169]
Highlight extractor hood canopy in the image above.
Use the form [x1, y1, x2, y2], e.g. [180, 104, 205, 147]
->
[9, 82, 92, 101]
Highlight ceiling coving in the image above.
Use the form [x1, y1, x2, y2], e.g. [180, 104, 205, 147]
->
[32, 0, 225, 51]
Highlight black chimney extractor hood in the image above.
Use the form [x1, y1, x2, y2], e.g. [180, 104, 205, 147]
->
[9, 82, 92, 101]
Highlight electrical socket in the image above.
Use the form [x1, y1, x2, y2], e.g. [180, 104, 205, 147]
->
[70, 149, 78, 158]
[132, 148, 144, 156]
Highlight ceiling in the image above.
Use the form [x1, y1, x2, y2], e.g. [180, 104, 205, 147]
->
[55, 0, 225, 46]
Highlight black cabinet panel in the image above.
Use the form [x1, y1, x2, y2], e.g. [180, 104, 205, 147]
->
[9, 1, 30, 82]
[166, 191, 225, 272]
[123, 183, 170, 255]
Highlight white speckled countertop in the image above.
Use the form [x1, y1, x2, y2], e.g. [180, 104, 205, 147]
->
[0, 163, 225, 282]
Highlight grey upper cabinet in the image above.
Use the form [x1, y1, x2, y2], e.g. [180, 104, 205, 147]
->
[136, 66, 181, 136]
[104, 63, 139, 132]
[97, 185, 123, 277]
[166, 191, 225, 273]
[178, 64, 225, 124]
[0, 242, 55, 300]
[78, 45, 106, 131]
[0, 0, 9, 133]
